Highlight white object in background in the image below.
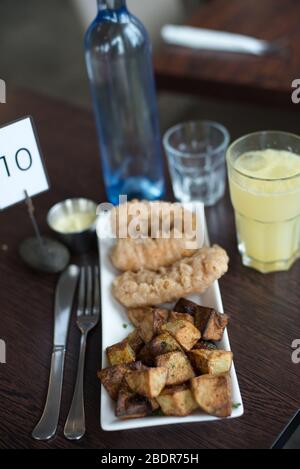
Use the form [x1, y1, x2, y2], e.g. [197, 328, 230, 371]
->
[0, 117, 49, 210]
[162, 25, 270, 55]
[98, 202, 244, 431]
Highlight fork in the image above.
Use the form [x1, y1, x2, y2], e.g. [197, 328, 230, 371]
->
[64, 266, 100, 440]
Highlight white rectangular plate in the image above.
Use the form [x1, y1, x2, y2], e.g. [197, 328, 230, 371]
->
[98, 203, 244, 431]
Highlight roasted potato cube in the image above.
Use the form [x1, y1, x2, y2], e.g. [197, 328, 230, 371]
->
[97, 361, 147, 400]
[155, 351, 195, 385]
[150, 398, 160, 412]
[137, 343, 155, 366]
[116, 385, 153, 420]
[106, 340, 136, 366]
[153, 308, 169, 334]
[126, 367, 168, 398]
[127, 329, 144, 353]
[137, 332, 182, 365]
[174, 298, 199, 316]
[169, 311, 195, 324]
[161, 320, 201, 351]
[138, 308, 169, 343]
[189, 349, 233, 375]
[138, 314, 153, 343]
[157, 384, 198, 416]
[193, 340, 217, 351]
[194, 308, 229, 342]
[174, 299, 229, 341]
[127, 307, 153, 327]
[149, 332, 182, 358]
[190, 373, 232, 418]
[98, 365, 128, 401]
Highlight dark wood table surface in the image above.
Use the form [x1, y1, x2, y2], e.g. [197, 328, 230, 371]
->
[155, 0, 300, 107]
[0, 88, 299, 449]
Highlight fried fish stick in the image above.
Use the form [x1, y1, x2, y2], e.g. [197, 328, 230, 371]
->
[112, 245, 229, 308]
[111, 200, 199, 271]
[111, 236, 197, 272]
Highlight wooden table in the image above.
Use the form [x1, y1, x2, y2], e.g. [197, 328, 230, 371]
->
[155, 0, 300, 107]
[0, 89, 299, 449]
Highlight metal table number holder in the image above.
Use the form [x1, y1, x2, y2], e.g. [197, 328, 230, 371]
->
[19, 190, 70, 273]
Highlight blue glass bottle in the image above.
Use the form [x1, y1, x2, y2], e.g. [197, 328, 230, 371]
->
[85, 0, 165, 204]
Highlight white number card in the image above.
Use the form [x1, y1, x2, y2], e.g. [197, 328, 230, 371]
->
[0, 117, 49, 209]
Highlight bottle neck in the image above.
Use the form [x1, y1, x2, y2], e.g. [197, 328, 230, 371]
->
[97, 0, 126, 11]
[97, 0, 107, 11]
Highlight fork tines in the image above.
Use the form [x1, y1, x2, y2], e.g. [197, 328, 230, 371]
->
[78, 266, 100, 318]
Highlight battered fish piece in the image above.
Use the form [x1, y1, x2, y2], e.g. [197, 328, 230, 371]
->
[112, 245, 229, 308]
[111, 200, 199, 271]
[111, 236, 197, 272]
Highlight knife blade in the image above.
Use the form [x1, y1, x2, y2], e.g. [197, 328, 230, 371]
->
[32, 264, 79, 441]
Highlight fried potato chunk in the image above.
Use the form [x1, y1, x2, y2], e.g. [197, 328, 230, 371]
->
[149, 332, 182, 358]
[193, 340, 217, 351]
[112, 245, 229, 308]
[126, 329, 144, 354]
[157, 384, 198, 417]
[190, 373, 232, 418]
[106, 340, 136, 366]
[188, 349, 233, 375]
[150, 398, 160, 412]
[161, 320, 201, 351]
[116, 384, 153, 420]
[138, 308, 169, 343]
[137, 332, 182, 366]
[194, 307, 229, 342]
[174, 299, 229, 341]
[174, 298, 200, 316]
[127, 307, 153, 328]
[155, 351, 195, 386]
[98, 361, 147, 401]
[169, 311, 195, 324]
[137, 343, 155, 367]
[125, 367, 168, 398]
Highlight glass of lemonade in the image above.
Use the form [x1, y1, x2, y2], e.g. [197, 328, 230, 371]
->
[227, 131, 300, 273]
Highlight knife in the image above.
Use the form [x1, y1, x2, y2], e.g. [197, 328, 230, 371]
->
[32, 264, 80, 441]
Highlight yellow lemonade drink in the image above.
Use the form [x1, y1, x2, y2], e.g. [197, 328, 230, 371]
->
[227, 132, 300, 273]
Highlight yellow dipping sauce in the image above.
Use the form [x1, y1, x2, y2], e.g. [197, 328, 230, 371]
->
[53, 212, 96, 234]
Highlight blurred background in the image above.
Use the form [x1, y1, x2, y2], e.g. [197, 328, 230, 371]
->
[0, 0, 298, 139]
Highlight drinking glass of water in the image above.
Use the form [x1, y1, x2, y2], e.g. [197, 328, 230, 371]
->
[163, 121, 230, 206]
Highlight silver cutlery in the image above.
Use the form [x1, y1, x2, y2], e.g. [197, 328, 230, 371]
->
[64, 266, 100, 440]
[32, 264, 80, 441]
